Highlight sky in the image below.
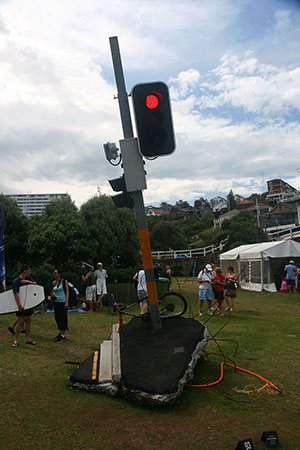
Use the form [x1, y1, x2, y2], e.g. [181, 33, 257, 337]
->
[1, 0, 300, 207]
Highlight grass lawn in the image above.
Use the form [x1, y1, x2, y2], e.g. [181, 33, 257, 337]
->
[1, 281, 299, 450]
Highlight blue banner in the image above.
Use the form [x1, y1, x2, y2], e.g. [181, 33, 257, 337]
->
[0, 204, 6, 290]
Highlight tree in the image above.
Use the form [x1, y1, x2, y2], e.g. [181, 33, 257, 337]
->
[227, 189, 237, 211]
[0, 194, 28, 272]
[175, 200, 190, 209]
[194, 197, 210, 209]
[150, 221, 188, 251]
[80, 195, 140, 267]
[222, 210, 267, 248]
[27, 197, 93, 270]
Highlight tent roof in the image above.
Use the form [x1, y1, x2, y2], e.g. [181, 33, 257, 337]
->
[219, 244, 258, 260]
[220, 240, 300, 260]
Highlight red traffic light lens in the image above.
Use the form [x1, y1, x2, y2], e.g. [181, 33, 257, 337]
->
[146, 94, 159, 109]
[146, 91, 162, 110]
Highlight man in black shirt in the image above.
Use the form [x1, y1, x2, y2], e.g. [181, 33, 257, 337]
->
[12, 265, 37, 347]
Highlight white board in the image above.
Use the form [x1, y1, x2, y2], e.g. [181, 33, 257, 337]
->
[0, 284, 45, 315]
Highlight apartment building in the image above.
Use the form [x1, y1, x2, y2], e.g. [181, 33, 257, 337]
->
[5, 193, 69, 217]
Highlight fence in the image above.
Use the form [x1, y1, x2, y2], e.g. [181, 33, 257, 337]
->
[151, 236, 229, 260]
[268, 225, 300, 241]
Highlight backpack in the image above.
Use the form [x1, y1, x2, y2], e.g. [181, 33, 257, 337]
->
[62, 279, 78, 308]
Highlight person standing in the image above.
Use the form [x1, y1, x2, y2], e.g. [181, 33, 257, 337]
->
[133, 269, 148, 315]
[197, 264, 214, 316]
[224, 266, 238, 312]
[52, 268, 69, 342]
[82, 265, 96, 311]
[166, 265, 172, 278]
[94, 262, 108, 308]
[213, 267, 226, 316]
[284, 260, 297, 294]
[11, 265, 37, 347]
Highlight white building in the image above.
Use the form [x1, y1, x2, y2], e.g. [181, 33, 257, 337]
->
[5, 193, 69, 217]
[210, 196, 228, 213]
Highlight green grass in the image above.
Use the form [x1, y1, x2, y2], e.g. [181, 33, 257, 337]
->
[1, 283, 299, 450]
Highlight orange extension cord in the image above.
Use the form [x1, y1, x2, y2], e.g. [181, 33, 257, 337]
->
[186, 361, 282, 394]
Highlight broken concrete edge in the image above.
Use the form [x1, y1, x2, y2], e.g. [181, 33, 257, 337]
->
[70, 326, 210, 407]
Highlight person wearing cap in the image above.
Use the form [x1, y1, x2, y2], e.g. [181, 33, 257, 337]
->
[197, 264, 214, 316]
[284, 260, 297, 294]
[94, 262, 108, 308]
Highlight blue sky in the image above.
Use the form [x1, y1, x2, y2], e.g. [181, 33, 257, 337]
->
[0, 0, 300, 206]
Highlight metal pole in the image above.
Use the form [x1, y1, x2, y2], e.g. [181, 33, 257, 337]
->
[109, 36, 162, 331]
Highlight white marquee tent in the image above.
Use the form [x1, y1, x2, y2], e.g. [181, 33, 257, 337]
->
[220, 240, 300, 292]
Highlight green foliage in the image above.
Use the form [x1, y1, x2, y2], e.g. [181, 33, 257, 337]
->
[30, 266, 54, 293]
[222, 210, 267, 248]
[227, 189, 237, 210]
[27, 197, 93, 270]
[79, 195, 140, 267]
[175, 199, 190, 208]
[0, 194, 28, 271]
[150, 220, 188, 251]
[171, 263, 185, 276]
[178, 213, 214, 241]
[247, 192, 267, 203]
[107, 266, 138, 283]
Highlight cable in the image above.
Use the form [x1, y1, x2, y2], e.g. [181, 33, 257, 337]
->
[210, 313, 232, 338]
[108, 155, 122, 166]
[210, 339, 239, 358]
[186, 361, 282, 395]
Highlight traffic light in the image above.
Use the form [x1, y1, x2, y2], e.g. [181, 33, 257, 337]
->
[131, 82, 175, 157]
[108, 175, 134, 209]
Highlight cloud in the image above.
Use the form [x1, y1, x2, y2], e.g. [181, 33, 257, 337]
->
[1, 0, 300, 207]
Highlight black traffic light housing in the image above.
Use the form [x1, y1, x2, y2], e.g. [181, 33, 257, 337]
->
[131, 82, 175, 157]
[108, 175, 134, 209]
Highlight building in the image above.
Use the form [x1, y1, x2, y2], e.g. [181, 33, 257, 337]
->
[145, 207, 168, 217]
[262, 202, 300, 229]
[234, 194, 245, 203]
[266, 179, 300, 205]
[5, 193, 69, 217]
[214, 209, 239, 228]
[210, 196, 228, 213]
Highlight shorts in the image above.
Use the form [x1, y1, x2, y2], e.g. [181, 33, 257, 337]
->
[86, 285, 96, 302]
[138, 290, 148, 302]
[16, 308, 34, 317]
[225, 289, 237, 298]
[96, 283, 107, 295]
[214, 290, 224, 301]
[199, 287, 213, 301]
[286, 279, 295, 286]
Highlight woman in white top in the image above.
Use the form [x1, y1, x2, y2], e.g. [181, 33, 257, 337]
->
[133, 269, 148, 314]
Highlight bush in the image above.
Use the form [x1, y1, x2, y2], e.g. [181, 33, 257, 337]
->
[107, 266, 138, 283]
[171, 263, 184, 277]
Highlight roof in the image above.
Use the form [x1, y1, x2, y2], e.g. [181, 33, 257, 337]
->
[219, 244, 257, 260]
[220, 240, 300, 260]
[219, 209, 239, 219]
[237, 199, 255, 206]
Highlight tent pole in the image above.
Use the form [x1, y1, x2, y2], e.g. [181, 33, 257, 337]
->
[260, 257, 264, 291]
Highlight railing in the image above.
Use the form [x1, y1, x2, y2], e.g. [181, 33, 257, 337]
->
[268, 225, 300, 241]
[151, 236, 229, 259]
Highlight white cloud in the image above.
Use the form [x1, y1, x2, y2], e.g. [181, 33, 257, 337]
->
[1, 0, 300, 207]
[196, 53, 300, 114]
